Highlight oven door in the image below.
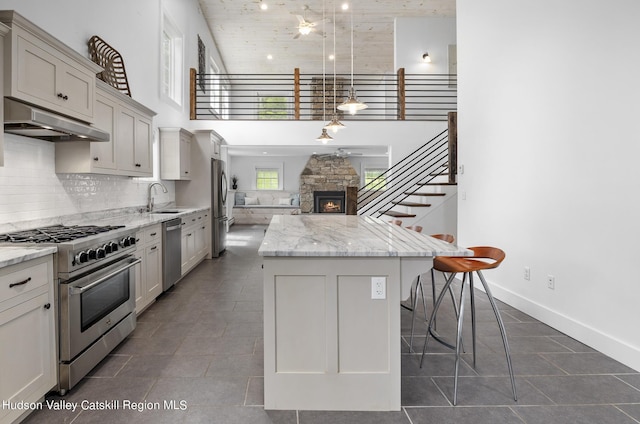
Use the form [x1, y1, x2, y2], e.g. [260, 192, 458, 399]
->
[59, 256, 140, 362]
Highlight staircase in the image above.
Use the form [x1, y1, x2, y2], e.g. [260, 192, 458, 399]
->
[357, 113, 458, 234]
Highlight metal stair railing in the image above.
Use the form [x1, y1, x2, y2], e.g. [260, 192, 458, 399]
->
[357, 129, 449, 217]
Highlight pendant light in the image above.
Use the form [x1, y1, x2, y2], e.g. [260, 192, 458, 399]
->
[337, 0, 367, 115]
[324, 0, 345, 133]
[315, 0, 333, 143]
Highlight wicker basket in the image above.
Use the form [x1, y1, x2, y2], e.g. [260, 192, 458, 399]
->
[88, 35, 131, 97]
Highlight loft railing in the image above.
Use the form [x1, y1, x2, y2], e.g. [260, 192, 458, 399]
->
[189, 68, 456, 121]
[357, 111, 457, 217]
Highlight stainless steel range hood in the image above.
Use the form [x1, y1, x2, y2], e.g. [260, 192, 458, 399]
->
[3, 98, 110, 142]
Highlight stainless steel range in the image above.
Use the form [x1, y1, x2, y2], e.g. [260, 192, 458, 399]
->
[0, 224, 140, 394]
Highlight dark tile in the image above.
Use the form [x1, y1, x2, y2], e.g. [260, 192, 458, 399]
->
[86, 354, 131, 377]
[526, 375, 640, 404]
[402, 353, 476, 377]
[206, 354, 263, 378]
[116, 354, 173, 377]
[431, 376, 549, 406]
[64, 376, 156, 402]
[481, 335, 571, 354]
[617, 404, 640, 421]
[298, 410, 410, 424]
[541, 352, 637, 375]
[547, 335, 596, 353]
[245, 377, 264, 406]
[513, 405, 639, 424]
[405, 406, 524, 424]
[175, 336, 256, 355]
[401, 377, 450, 406]
[182, 406, 296, 424]
[128, 321, 161, 338]
[113, 336, 182, 356]
[146, 377, 248, 407]
[461, 351, 567, 377]
[159, 355, 213, 377]
[70, 408, 186, 424]
[616, 374, 640, 390]
[224, 321, 263, 337]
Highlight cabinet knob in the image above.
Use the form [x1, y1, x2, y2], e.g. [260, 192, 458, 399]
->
[135, 163, 141, 167]
[44, 303, 51, 310]
[93, 157, 99, 161]
[185, 171, 189, 174]
[57, 93, 68, 100]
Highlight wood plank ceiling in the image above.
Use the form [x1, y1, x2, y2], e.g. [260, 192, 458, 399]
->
[197, 0, 456, 75]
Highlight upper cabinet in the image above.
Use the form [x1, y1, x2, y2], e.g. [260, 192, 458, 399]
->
[160, 128, 192, 180]
[56, 80, 156, 177]
[0, 11, 101, 123]
[0, 22, 9, 167]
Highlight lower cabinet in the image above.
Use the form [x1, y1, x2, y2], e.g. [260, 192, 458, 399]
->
[135, 224, 163, 314]
[181, 210, 210, 275]
[0, 255, 56, 424]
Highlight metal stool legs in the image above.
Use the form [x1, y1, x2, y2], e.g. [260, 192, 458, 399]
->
[420, 270, 517, 405]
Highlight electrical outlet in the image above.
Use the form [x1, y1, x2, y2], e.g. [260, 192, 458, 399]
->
[524, 267, 531, 281]
[371, 277, 386, 299]
[547, 275, 555, 290]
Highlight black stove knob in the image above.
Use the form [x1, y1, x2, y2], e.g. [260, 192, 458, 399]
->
[87, 249, 97, 260]
[96, 247, 106, 259]
[74, 251, 89, 264]
[103, 243, 112, 254]
[109, 242, 119, 252]
[129, 236, 136, 246]
[120, 237, 130, 247]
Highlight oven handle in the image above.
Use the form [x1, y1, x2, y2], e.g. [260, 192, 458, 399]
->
[69, 258, 141, 295]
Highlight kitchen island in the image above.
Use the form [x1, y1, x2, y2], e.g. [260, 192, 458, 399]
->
[258, 215, 470, 411]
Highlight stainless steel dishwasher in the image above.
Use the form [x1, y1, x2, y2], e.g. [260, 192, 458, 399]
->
[162, 218, 182, 291]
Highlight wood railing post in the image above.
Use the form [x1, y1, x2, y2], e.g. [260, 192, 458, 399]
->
[189, 68, 197, 120]
[397, 68, 405, 120]
[294, 68, 301, 120]
[448, 111, 457, 184]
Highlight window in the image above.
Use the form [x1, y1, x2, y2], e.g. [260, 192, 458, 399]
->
[256, 169, 279, 189]
[364, 168, 387, 190]
[258, 95, 288, 119]
[254, 163, 284, 190]
[161, 11, 183, 106]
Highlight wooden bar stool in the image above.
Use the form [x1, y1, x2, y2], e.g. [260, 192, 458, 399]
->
[407, 233, 460, 352]
[419, 246, 517, 405]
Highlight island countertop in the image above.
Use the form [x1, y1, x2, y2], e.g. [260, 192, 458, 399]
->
[258, 214, 470, 257]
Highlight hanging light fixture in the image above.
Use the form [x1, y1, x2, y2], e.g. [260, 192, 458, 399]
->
[337, 0, 367, 115]
[325, 0, 345, 133]
[316, 0, 333, 143]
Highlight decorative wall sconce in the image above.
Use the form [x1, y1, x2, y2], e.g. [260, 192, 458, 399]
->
[422, 52, 431, 63]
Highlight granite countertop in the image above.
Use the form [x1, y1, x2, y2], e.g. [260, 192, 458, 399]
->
[0, 246, 57, 268]
[0, 206, 210, 268]
[258, 215, 471, 257]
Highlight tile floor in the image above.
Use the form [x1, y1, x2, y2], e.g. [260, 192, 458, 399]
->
[24, 224, 640, 424]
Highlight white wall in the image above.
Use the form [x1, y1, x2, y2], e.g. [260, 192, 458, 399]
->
[0, 0, 220, 225]
[457, 0, 640, 370]
[394, 17, 456, 74]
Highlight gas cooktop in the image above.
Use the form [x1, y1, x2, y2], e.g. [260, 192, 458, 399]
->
[0, 224, 125, 244]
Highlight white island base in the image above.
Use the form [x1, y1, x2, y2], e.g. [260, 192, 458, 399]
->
[260, 215, 469, 411]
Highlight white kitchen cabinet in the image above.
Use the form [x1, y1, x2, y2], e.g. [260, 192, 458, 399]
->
[160, 128, 192, 180]
[0, 255, 56, 424]
[56, 80, 156, 177]
[0, 22, 9, 167]
[181, 210, 210, 275]
[135, 224, 163, 314]
[0, 11, 100, 123]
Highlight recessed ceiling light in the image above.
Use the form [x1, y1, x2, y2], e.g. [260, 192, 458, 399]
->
[342, 3, 349, 11]
[263, 151, 268, 155]
[329, 54, 335, 61]
[267, 54, 273, 60]
[260, 2, 268, 10]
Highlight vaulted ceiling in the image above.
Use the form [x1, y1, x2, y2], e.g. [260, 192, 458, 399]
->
[197, 0, 456, 75]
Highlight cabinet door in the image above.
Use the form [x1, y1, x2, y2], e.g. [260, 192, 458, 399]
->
[134, 116, 152, 175]
[116, 108, 136, 173]
[12, 29, 94, 123]
[0, 292, 56, 423]
[180, 135, 191, 179]
[145, 243, 163, 301]
[91, 93, 118, 171]
[194, 223, 207, 260]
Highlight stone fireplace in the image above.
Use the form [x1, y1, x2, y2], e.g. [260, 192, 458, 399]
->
[299, 155, 360, 214]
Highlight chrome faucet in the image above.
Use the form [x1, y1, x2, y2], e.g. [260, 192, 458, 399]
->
[147, 182, 168, 212]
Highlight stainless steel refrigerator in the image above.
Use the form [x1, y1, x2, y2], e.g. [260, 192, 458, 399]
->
[211, 158, 228, 257]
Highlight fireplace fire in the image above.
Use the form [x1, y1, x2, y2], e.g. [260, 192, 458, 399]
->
[314, 191, 346, 213]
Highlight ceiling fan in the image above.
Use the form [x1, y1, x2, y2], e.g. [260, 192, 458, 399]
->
[293, 5, 324, 39]
[317, 148, 363, 158]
